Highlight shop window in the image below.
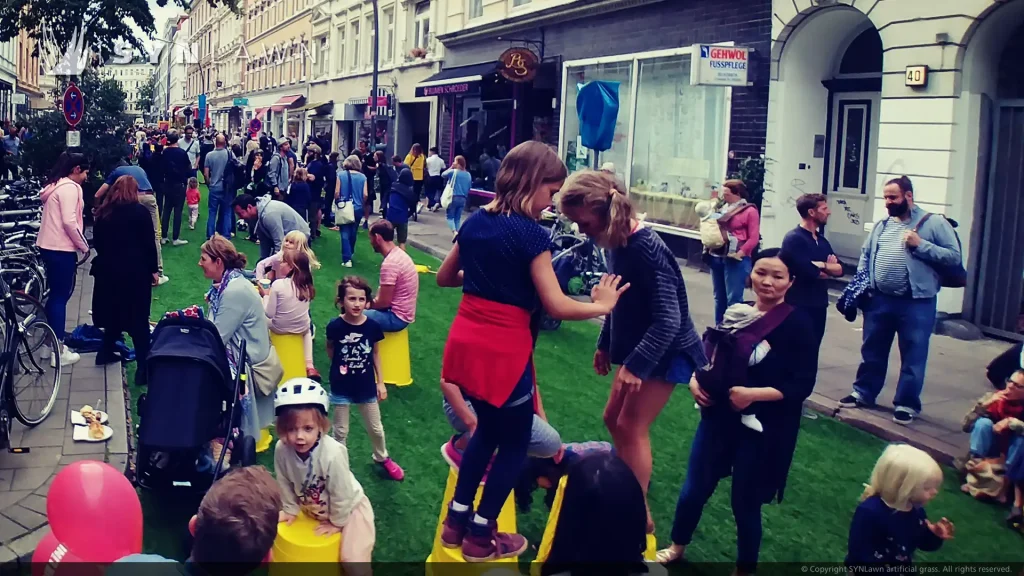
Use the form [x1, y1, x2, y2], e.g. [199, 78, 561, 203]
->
[563, 61, 633, 179]
[468, 0, 482, 19]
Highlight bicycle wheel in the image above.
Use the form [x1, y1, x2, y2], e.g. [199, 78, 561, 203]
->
[0, 258, 45, 305]
[10, 319, 61, 426]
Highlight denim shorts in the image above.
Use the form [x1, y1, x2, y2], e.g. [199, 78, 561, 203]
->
[330, 392, 377, 406]
[650, 352, 697, 386]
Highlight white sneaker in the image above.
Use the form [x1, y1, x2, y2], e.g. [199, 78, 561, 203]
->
[740, 413, 764, 433]
[51, 345, 81, 368]
[157, 275, 170, 285]
[172, 239, 189, 246]
[343, 261, 353, 268]
[160, 238, 169, 245]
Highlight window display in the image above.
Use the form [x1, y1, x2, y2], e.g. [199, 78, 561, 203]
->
[561, 48, 731, 233]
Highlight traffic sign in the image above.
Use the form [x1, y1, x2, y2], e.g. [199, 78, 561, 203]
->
[249, 118, 262, 134]
[66, 131, 81, 147]
[62, 83, 84, 128]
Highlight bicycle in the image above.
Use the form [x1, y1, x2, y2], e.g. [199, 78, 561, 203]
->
[0, 272, 61, 453]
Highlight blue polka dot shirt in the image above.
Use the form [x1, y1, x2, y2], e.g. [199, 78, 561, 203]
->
[458, 210, 553, 311]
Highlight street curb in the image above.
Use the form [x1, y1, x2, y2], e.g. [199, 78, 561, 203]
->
[407, 238, 450, 263]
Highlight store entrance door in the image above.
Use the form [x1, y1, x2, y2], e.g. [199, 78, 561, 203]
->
[825, 92, 879, 261]
[975, 102, 1024, 339]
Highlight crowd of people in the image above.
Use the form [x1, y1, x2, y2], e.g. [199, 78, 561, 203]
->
[34, 125, 984, 574]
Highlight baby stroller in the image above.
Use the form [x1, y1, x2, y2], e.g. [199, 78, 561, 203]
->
[539, 213, 609, 331]
[134, 315, 257, 492]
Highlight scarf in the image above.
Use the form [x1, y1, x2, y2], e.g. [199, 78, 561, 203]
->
[207, 268, 246, 369]
[720, 302, 764, 332]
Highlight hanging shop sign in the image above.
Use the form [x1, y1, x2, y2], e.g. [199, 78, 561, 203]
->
[498, 48, 539, 83]
[690, 45, 751, 87]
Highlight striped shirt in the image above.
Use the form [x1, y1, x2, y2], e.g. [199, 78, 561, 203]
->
[873, 217, 911, 296]
[380, 247, 419, 324]
[597, 227, 707, 380]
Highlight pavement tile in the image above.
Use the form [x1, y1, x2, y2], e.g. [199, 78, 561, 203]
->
[7, 526, 48, 559]
[0, 515, 26, 545]
[0, 492, 31, 511]
[58, 454, 102, 465]
[33, 400, 68, 430]
[16, 494, 45, 515]
[61, 434, 107, 456]
[10, 468, 52, 492]
[0, 448, 61, 470]
[69, 375, 106, 392]
[2, 505, 45, 530]
[0, 544, 17, 564]
[19, 427, 65, 448]
[68, 391, 107, 410]
[0, 470, 12, 492]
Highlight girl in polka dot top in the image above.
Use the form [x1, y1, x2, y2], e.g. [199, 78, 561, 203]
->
[435, 141, 628, 562]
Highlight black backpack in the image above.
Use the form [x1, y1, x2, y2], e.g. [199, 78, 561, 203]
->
[695, 304, 793, 399]
[915, 213, 967, 288]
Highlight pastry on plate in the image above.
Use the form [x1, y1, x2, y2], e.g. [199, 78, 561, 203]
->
[88, 420, 104, 440]
[80, 405, 94, 421]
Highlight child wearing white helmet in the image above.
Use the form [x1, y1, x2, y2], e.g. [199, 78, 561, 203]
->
[273, 377, 376, 571]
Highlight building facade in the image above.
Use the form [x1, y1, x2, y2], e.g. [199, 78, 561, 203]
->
[154, 16, 189, 121]
[421, 0, 770, 243]
[209, 5, 246, 132]
[306, 0, 442, 157]
[106, 62, 157, 118]
[16, 29, 44, 117]
[239, 0, 313, 140]
[762, 0, 1024, 338]
[0, 39, 17, 123]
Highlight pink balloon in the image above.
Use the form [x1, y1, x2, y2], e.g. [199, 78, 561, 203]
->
[31, 531, 95, 576]
[46, 461, 143, 563]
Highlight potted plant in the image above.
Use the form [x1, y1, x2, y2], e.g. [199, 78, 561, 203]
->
[409, 47, 427, 59]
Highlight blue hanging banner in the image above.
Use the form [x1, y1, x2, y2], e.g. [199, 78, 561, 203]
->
[575, 81, 620, 153]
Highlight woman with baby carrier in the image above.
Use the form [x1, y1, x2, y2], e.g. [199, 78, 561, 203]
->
[707, 180, 760, 325]
[656, 248, 816, 576]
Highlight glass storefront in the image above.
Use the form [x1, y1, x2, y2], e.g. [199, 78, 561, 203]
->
[560, 48, 730, 233]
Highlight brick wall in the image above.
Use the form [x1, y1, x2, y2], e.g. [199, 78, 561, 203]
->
[442, 0, 772, 166]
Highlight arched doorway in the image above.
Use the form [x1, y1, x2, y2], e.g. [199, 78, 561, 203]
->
[763, 6, 880, 261]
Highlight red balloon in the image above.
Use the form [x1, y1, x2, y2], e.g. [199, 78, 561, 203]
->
[46, 461, 143, 563]
[31, 531, 95, 576]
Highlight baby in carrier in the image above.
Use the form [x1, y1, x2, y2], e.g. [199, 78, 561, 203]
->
[696, 200, 742, 260]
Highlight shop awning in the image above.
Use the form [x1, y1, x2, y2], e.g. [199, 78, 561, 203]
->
[292, 100, 331, 113]
[415, 62, 497, 97]
[254, 107, 268, 120]
[270, 95, 305, 112]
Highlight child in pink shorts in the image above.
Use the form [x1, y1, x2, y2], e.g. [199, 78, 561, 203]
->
[186, 177, 201, 230]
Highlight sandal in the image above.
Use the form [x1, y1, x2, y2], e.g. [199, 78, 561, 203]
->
[655, 545, 685, 564]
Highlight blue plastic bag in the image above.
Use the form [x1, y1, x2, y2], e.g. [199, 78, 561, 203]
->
[576, 81, 620, 152]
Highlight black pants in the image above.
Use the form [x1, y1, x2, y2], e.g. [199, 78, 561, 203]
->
[161, 180, 187, 241]
[155, 184, 166, 225]
[803, 305, 828, 389]
[101, 322, 152, 385]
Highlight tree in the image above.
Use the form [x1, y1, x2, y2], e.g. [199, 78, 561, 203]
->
[137, 75, 155, 118]
[22, 68, 133, 205]
[0, 0, 241, 67]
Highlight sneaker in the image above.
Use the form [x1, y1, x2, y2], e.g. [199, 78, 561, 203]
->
[378, 457, 405, 481]
[343, 261, 353, 268]
[838, 393, 871, 408]
[893, 408, 915, 426]
[461, 520, 528, 562]
[441, 438, 463, 469]
[161, 238, 169, 245]
[156, 275, 170, 286]
[740, 413, 763, 432]
[1006, 506, 1023, 529]
[440, 505, 472, 549]
[51, 345, 80, 368]
[310, 324, 316, 341]
[172, 239, 189, 246]
[189, 224, 195, 230]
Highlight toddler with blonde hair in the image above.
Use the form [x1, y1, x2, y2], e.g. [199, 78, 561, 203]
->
[847, 444, 954, 567]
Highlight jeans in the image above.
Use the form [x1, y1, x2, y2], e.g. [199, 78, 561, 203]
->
[443, 398, 562, 458]
[1007, 435, 1024, 483]
[39, 249, 77, 341]
[161, 180, 186, 241]
[138, 193, 163, 273]
[364, 308, 408, 332]
[452, 393, 534, 520]
[340, 222, 358, 264]
[710, 256, 752, 325]
[670, 417, 764, 573]
[206, 186, 234, 238]
[101, 320, 151, 385]
[446, 196, 466, 233]
[852, 293, 937, 413]
[970, 418, 999, 457]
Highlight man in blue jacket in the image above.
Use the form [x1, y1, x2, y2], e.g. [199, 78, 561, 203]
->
[838, 176, 962, 425]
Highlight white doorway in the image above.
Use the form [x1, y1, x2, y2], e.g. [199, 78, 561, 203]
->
[826, 92, 879, 260]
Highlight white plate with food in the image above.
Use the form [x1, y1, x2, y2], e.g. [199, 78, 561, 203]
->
[73, 424, 113, 442]
[71, 410, 108, 425]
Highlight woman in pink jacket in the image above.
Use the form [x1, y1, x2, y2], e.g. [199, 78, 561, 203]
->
[708, 179, 760, 325]
[36, 152, 92, 367]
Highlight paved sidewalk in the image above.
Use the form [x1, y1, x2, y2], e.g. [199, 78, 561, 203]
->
[0, 262, 130, 564]
[403, 210, 1008, 464]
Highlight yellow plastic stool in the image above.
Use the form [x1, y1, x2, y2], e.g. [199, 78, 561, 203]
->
[378, 328, 412, 386]
[270, 331, 307, 383]
[425, 467, 518, 574]
[256, 428, 273, 453]
[271, 512, 342, 576]
[530, 475, 656, 576]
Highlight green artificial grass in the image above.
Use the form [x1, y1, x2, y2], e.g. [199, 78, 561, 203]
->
[125, 188, 1024, 564]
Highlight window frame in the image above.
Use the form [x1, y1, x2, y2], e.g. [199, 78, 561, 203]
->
[468, 0, 482, 20]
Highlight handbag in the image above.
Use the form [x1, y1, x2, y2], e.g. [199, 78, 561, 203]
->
[915, 213, 967, 288]
[335, 171, 357, 225]
[249, 345, 284, 396]
[440, 174, 456, 209]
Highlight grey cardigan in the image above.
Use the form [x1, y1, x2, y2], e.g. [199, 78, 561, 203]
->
[210, 276, 271, 366]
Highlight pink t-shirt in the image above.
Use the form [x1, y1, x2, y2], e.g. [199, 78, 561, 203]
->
[380, 248, 419, 324]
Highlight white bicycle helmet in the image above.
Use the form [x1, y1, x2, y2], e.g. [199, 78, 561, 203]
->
[273, 378, 329, 415]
